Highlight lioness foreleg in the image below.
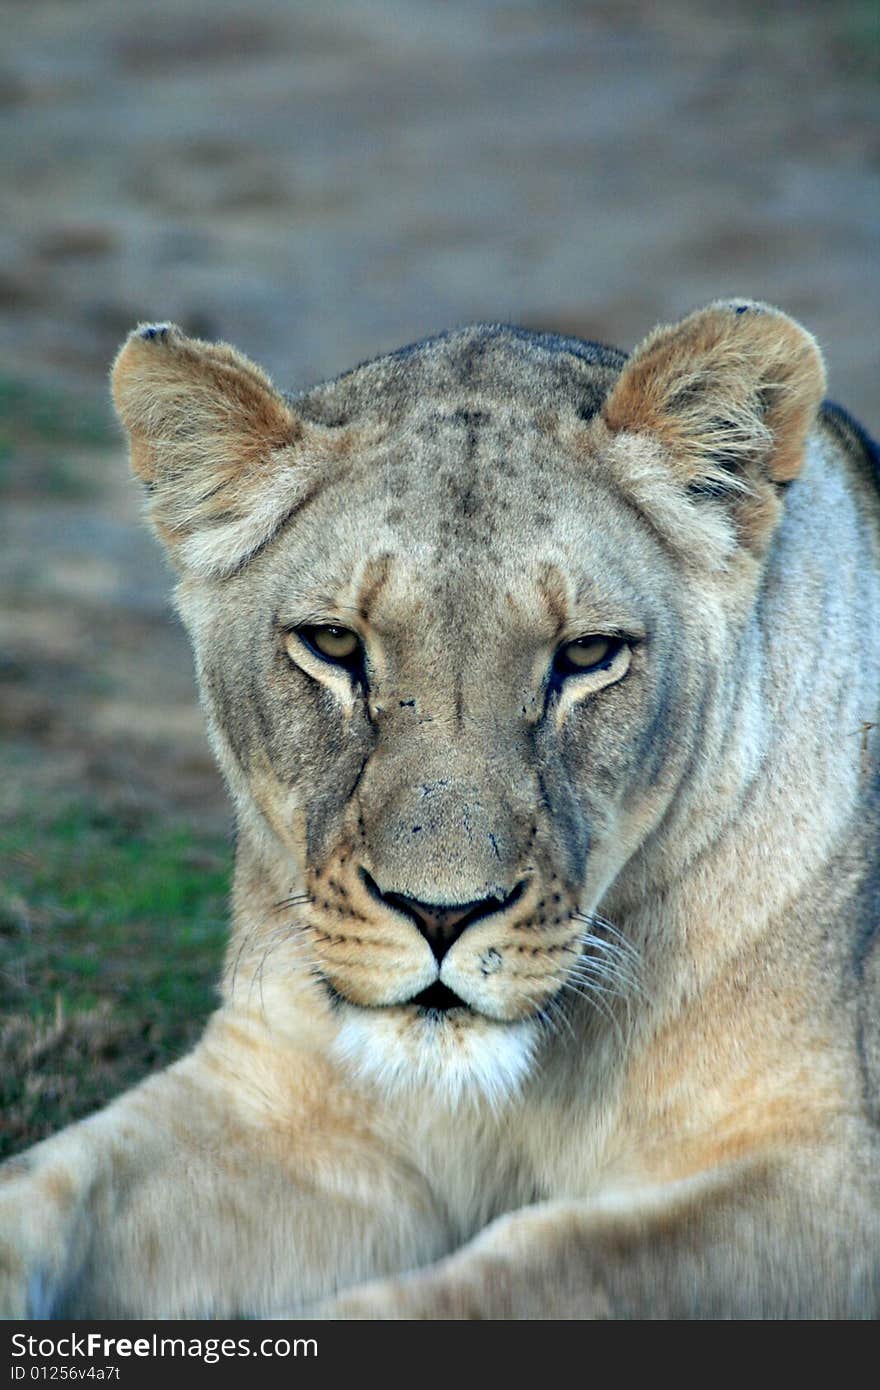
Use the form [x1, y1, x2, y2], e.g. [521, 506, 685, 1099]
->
[312, 1164, 878, 1319]
[1, 1026, 451, 1319]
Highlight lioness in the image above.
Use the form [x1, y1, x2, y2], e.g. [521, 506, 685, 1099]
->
[1, 301, 878, 1319]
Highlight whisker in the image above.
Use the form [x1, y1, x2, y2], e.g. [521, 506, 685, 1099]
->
[514, 981, 574, 1044]
[226, 919, 315, 1009]
[540, 993, 576, 1043]
[572, 911, 646, 1003]
[574, 912, 641, 961]
[569, 949, 635, 985]
[574, 918, 641, 974]
[559, 977, 627, 1047]
[533, 1004, 561, 1041]
[250, 927, 317, 1020]
[570, 950, 634, 990]
[272, 893, 312, 912]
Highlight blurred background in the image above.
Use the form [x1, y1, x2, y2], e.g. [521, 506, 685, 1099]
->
[1, 0, 877, 1153]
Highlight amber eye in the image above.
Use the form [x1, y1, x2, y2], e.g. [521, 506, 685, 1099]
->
[294, 625, 363, 670]
[553, 635, 621, 678]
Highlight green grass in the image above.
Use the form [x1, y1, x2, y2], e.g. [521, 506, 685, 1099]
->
[0, 802, 230, 1159]
[0, 368, 228, 1157]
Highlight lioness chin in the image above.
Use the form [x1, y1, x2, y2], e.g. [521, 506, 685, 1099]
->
[1, 300, 878, 1319]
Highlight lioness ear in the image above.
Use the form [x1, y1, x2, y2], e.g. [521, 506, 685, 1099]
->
[602, 300, 826, 528]
[111, 323, 313, 576]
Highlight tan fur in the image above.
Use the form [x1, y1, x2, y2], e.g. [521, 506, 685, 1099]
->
[603, 299, 825, 489]
[1, 303, 878, 1319]
[111, 324, 358, 576]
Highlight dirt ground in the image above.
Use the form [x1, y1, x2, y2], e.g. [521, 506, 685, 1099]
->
[0, 0, 877, 893]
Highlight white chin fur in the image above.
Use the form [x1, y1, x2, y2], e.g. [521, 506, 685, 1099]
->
[330, 1005, 539, 1111]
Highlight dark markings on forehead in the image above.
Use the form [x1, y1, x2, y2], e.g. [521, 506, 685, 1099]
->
[494, 324, 628, 372]
[454, 334, 490, 384]
[451, 408, 491, 430]
[451, 408, 484, 471]
[357, 552, 393, 621]
[454, 672, 465, 731]
[289, 323, 627, 430]
[422, 406, 492, 438]
[576, 383, 607, 423]
[422, 407, 497, 542]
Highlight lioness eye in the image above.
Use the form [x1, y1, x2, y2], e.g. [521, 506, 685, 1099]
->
[296, 625, 362, 668]
[554, 635, 620, 678]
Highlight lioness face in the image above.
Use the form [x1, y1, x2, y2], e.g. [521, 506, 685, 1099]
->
[113, 307, 824, 1103]
[180, 398, 701, 1100]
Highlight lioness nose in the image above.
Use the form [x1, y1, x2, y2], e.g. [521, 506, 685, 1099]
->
[393, 898, 487, 961]
[363, 873, 525, 962]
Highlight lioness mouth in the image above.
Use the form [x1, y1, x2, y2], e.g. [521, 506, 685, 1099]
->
[321, 976, 470, 1016]
[408, 981, 468, 1014]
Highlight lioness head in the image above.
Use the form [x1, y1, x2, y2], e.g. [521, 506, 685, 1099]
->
[111, 303, 825, 1104]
